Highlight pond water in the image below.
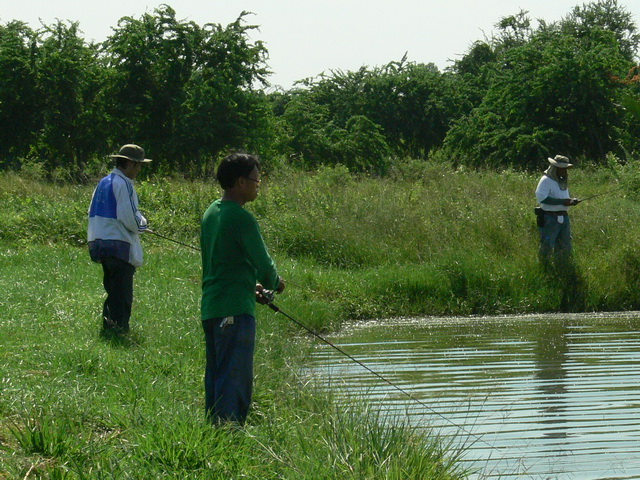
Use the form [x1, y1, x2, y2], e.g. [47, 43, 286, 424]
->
[308, 312, 640, 479]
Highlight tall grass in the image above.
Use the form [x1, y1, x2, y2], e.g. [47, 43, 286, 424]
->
[260, 161, 640, 317]
[3, 159, 640, 318]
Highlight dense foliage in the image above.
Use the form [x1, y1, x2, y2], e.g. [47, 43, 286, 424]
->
[286, 0, 640, 170]
[443, 3, 640, 168]
[0, 6, 271, 176]
[0, 0, 639, 176]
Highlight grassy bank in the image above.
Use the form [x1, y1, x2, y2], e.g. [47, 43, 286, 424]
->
[2, 160, 640, 478]
[3, 160, 640, 321]
[0, 245, 465, 479]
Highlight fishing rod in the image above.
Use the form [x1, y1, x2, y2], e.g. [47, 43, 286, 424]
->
[149, 232, 313, 290]
[147, 230, 201, 252]
[153, 231, 498, 448]
[260, 291, 499, 450]
[578, 185, 626, 203]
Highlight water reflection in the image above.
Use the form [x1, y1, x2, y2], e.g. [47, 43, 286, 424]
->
[309, 313, 640, 479]
[534, 320, 569, 441]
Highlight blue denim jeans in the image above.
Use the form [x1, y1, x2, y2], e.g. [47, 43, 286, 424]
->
[539, 213, 572, 263]
[202, 314, 256, 424]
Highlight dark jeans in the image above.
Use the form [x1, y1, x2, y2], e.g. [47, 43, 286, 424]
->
[101, 256, 135, 332]
[202, 314, 256, 424]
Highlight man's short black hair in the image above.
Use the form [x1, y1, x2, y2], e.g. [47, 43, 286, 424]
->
[216, 153, 260, 189]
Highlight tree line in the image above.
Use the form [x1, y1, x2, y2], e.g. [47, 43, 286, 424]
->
[1, 1, 639, 178]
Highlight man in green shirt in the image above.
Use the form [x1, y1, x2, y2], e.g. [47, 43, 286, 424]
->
[200, 153, 285, 424]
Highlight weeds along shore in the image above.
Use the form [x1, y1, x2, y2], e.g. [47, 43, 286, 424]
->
[1, 160, 640, 477]
[3, 159, 640, 318]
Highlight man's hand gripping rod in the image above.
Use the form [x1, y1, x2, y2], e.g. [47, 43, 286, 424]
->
[257, 289, 279, 312]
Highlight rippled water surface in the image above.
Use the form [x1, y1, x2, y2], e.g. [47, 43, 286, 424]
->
[309, 313, 640, 479]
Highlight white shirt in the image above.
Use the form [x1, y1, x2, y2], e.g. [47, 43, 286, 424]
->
[535, 175, 570, 212]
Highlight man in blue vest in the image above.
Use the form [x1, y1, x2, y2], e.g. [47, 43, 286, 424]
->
[88, 144, 152, 333]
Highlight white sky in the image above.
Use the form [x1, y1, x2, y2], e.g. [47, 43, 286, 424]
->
[2, 0, 639, 89]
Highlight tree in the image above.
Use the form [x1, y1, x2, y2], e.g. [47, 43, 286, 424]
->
[273, 58, 461, 169]
[560, 0, 639, 62]
[103, 7, 271, 171]
[442, 1, 636, 169]
[31, 20, 106, 171]
[278, 94, 340, 168]
[102, 5, 200, 164]
[0, 21, 39, 165]
[179, 12, 271, 166]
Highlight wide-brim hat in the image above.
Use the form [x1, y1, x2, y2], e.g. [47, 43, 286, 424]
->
[547, 155, 573, 168]
[109, 144, 152, 163]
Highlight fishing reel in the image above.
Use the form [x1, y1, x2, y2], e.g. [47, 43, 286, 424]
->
[257, 288, 276, 304]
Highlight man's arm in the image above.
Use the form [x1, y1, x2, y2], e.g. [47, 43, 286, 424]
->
[114, 179, 147, 233]
[239, 213, 281, 291]
[536, 177, 578, 206]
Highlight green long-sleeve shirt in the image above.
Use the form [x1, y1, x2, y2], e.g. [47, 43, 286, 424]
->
[200, 200, 280, 320]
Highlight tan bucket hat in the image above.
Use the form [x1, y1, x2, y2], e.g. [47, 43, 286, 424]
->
[547, 155, 573, 168]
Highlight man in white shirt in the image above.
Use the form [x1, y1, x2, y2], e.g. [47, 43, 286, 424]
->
[535, 155, 580, 265]
[88, 144, 152, 333]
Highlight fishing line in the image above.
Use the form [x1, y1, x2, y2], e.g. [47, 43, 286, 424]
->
[578, 185, 626, 203]
[263, 295, 503, 451]
[148, 232, 312, 287]
[147, 230, 201, 251]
